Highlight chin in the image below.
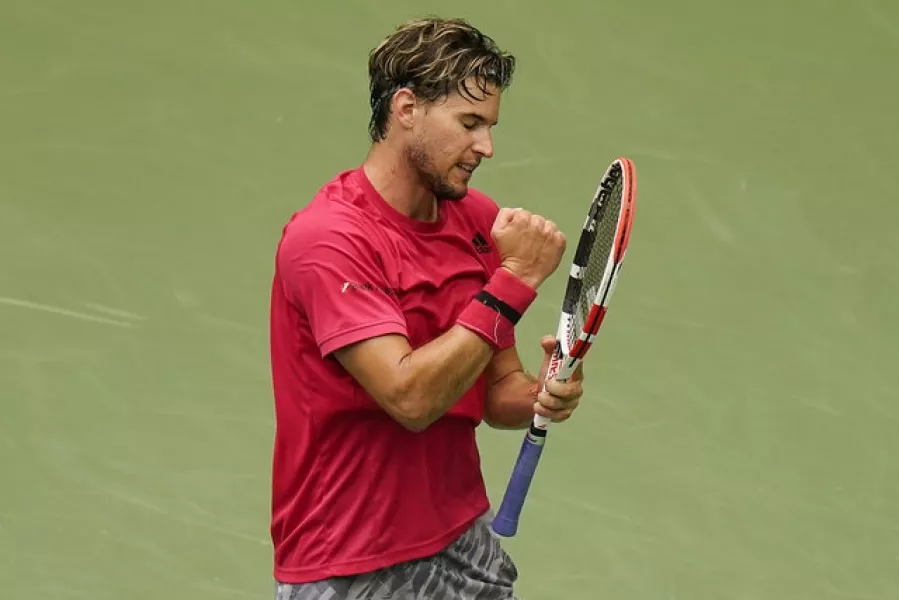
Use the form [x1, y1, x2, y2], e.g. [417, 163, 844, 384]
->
[438, 175, 472, 201]
[436, 185, 468, 201]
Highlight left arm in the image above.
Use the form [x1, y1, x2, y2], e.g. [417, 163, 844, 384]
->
[484, 336, 584, 430]
[484, 346, 540, 429]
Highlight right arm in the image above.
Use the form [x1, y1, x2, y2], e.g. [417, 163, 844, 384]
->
[333, 260, 542, 431]
[332, 327, 495, 432]
[283, 208, 564, 432]
[332, 207, 565, 431]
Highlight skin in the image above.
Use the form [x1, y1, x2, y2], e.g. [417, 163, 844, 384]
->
[335, 78, 584, 431]
[363, 80, 500, 219]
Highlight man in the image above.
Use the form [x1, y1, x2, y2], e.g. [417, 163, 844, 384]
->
[269, 16, 585, 599]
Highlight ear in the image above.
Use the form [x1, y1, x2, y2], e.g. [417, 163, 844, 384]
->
[391, 87, 417, 131]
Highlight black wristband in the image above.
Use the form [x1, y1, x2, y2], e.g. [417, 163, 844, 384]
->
[473, 290, 523, 325]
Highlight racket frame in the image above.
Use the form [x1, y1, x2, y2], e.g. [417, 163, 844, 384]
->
[491, 157, 637, 537]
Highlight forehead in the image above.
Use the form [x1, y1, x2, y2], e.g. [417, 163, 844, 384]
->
[434, 80, 502, 117]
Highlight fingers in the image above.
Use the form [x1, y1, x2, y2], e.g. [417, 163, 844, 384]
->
[511, 208, 532, 225]
[493, 207, 566, 290]
[539, 381, 583, 406]
[536, 391, 575, 411]
[540, 335, 556, 354]
[537, 335, 558, 390]
[544, 378, 582, 398]
[497, 208, 559, 236]
[536, 355, 550, 392]
[494, 207, 518, 227]
[533, 397, 578, 423]
[534, 339, 585, 423]
[555, 229, 567, 252]
[535, 380, 583, 423]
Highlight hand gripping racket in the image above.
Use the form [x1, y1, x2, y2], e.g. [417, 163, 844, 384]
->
[491, 157, 638, 537]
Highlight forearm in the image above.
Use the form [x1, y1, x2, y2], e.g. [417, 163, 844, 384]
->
[394, 326, 495, 430]
[484, 369, 539, 429]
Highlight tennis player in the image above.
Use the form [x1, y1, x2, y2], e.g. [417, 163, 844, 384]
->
[268, 16, 585, 599]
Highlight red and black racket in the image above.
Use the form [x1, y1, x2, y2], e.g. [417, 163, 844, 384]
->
[492, 157, 638, 537]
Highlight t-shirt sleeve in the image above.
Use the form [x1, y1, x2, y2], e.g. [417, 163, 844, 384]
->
[278, 223, 408, 357]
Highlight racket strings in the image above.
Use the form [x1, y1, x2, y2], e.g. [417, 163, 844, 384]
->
[571, 175, 624, 343]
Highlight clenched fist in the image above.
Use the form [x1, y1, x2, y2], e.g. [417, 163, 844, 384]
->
[491, 207, 566, 290]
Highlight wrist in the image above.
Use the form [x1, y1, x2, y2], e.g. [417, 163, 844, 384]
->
[499, 264, 541, 290]
[486, 267, 539, 317]
[456, 268, 538, 350]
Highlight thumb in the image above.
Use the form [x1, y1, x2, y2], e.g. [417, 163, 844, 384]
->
[536, 335, 558, 386]
[493, 207, 517, 231]
[540, 334, 556, 355]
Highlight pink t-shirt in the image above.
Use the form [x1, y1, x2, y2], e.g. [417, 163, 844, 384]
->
[268, 166, 509, 583]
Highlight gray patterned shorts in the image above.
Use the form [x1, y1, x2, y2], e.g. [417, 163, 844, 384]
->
[274, 510, 519, 599]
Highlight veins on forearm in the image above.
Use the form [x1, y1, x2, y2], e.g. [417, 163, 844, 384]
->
[485, 369, 539, 429]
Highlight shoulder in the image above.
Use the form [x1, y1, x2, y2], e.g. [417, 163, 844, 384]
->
[465, 186, 501, 215]
[278, 170, 381, 256]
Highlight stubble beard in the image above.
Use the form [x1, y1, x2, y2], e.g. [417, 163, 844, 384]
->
[406, 139, 466, 202]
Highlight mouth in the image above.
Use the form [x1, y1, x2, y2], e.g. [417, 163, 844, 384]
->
[456, 163, 477, 176]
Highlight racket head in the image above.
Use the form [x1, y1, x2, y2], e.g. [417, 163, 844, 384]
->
[492, 156, 638, 536]
[545, 157, 637, 385]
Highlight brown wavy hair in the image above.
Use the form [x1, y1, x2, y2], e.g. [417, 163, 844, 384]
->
[367, 17, 516, 142]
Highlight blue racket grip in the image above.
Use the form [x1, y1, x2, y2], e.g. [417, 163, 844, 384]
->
[491, 425, 548, 537]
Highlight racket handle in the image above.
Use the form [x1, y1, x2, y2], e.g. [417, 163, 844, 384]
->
[491, 423, 548, 537]
[533, 414, 552, 429]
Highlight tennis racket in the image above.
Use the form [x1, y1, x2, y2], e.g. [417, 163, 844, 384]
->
[491, 157, 638, 537]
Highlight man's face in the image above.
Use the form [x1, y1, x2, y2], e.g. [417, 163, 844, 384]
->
[405, 80, 501, 200]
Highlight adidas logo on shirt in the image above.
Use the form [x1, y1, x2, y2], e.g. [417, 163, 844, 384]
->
[471, 232, 492, 254]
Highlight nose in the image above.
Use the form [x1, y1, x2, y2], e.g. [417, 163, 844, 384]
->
[472, 129, 494, 159]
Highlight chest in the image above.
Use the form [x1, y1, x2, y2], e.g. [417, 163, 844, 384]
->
[382, 229, 499, 349]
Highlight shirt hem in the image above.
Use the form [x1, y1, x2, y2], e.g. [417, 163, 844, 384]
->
[273, 503, 489, 585]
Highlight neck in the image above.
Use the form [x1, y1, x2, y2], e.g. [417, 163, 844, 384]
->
[362, 140, 437, 222]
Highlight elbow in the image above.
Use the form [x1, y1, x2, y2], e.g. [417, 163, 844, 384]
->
[482, 411, 512, 430]
[483, 415, 528, 430]
[383, 384, 436, 433]
[398, 415, 431, 433]
[392, 403, 434, 432]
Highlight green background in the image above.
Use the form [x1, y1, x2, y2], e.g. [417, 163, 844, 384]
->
[2, 1, 898, 598]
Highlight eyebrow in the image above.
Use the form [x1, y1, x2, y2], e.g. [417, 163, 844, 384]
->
[463, 113, 499, 126]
